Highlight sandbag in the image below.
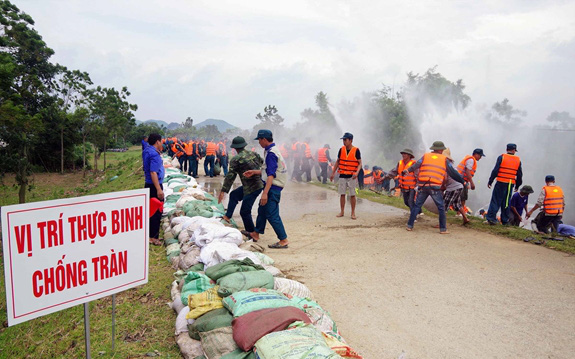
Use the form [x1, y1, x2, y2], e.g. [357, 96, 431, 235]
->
[171, 157, 181, 168]
[179, 248, 201, 270]
[205, 258, 264, 281]
[252, 252, 274, 265]
[200, 242, 262, 269]
[232, 307, 311, 351]
[262, 264, 284, 278]
[222, 289, 299, 317]
[199, 326, 237, 359]
[238, 241, 265, 253]
[188, 307, 234, 340]
[170, 296, 186, 314]
[322, 332, 363, 359]
[220, 349, 255, 359]
[171, 216, 193, 226]
[274, 278, 314, 299]
[291, 297, 344, 342]
[186, 286, 224, 319]
[181, 271, 215, 306]
[176, 332, 204, 359]
[217, 270, 274, 297]
[176, 306, 191, 334]
[193, 223, 243, 248]
[254, 322, 341, 358]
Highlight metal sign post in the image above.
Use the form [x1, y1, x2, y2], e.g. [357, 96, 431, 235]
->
[84, 303, 91, 359]
[112, 294, 116, 351]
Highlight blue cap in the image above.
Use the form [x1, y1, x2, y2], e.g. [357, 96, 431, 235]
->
[254, 129, 273, 140]
[545, 175, 555, 182]
[340, 132, 354, 140]
[473, 148, 485, 157]
[506, 143, 518, 152]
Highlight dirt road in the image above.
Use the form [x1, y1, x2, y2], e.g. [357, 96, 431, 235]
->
[214, 179, 575, 359]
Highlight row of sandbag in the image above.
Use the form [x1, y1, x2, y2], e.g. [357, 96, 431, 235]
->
[161, 214, 363, 359]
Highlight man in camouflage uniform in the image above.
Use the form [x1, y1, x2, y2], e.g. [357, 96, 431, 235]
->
[218, 136, 264, 238]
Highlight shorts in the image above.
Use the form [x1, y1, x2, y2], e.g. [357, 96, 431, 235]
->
[338, 177, 358, 196]
[460, 185, 469, 201]
[443, 188, 463, 212]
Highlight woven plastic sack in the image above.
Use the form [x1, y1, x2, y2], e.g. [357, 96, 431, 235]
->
[172, 223, 184, 237]
[322, 333, 363, 359]
[274, 278, 313, 299]
[199, 326, 237, 359]
[164, 229, 175, 240]
[205, 258, 264, 281]
[176, 332, 204, 359]
[254, 323, 341, 359]
[171, 216, 193, 226]
[220, 349, 255, 359]
[238, 242, 265, 253]
[200, 242, 262, 269]
[171, 157, 180, 168]
[252, 252, 274, 265]
[291, 297, 344, 342]
[262, 264, 284, 278]
[193, 223, 243, 248]
[222, 288, 298, 317]
[181, 271, 215, 306]
[176, 306, 191, 335]
[179, 248, 201, 270]
[186, 286, 224, 319]
[217, 270, 275, 297]
[188, 307, 234, 340]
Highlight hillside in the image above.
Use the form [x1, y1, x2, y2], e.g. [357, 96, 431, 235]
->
[194, 118, 238, 132]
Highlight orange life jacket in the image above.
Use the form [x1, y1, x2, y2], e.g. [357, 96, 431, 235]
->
[496, 153, 520, 184]
[317, 147, 328, 163]
[279, 144, 289, 159]
[457, 155, 477, 182]
[418, 152, 446, 187]
[206, 142, 217, 156]
[172, 143, 184, 157]
[373, 169, 384, 184]
[302, 142, 312, 158]
[338, 146, 359, 175]
[543, 186, 564, 215]
[397, 159, 416, 190]
[364, 170, 374, 185]
[217, 142, 226, 156]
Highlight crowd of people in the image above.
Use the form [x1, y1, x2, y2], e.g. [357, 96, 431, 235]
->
[142, 130, 568, 245]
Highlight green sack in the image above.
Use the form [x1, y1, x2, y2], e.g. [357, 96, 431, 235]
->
[181, 271, 215, 306]
[188, 307, 233, 340]
[187, 262, 205, 273]
[220, 349, 255, 359]
[217, 270, 275, 297]
[205, 258, 264, 281]
[214, 163, 221, 176]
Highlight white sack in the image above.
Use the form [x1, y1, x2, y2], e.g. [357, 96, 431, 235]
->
[199, 242, 262, 269]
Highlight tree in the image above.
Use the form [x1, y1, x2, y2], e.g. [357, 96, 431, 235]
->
[486, 98, 527, 126]
[546, 111, 574, 130]
[254, 105, 285, 138]
[184, 117, 194, 128]
[0, 0, 58, 202]
[88, 86, 137, 171]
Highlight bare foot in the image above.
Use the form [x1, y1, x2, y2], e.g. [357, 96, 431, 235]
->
[351, 214, 357, 220]
[336, 213, 344, 217]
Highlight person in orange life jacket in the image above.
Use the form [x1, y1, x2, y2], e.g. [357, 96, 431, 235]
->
[509, 185, 534, 226]
[361, 165, 374, 190]
[387, 149, 417, 210]
[204, 139, 217, 177]
[457, 148, 485, 210]
[526, 175, 565, 234]
[185, 139, 201, 178]
[372, 166, 386, 192]
[485, 143, 523, 225]
[289, 138, 301, 181]
[317, 144, 332, 184]
[330, 132, 362, 220]
[217, 139, 229, 176]
[405, 141, 464, 234]
[172, 140, 186, 169]
[299, 138, 313, 182]
[180, 141, 190, 173]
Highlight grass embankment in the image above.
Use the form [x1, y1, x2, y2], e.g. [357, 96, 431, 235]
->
[312, 182, 575, 255]
[0, 147, 182, 358]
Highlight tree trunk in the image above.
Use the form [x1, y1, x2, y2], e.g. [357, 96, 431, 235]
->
[17, 141, 28, 204]
[94, 143, 98, 172]
[82, 136, 86, 178]
[103, 140, 107, 172]
[60, 127, 64, 174]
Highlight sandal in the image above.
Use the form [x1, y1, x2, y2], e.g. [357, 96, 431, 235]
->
[268, 242, 288, 249]
[241, 230, 257, 242]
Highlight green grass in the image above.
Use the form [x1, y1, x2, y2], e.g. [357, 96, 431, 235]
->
[312, 181, 575, 255]
[0, 147, 183, 358]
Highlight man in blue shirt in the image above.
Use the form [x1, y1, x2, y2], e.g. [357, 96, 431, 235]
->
[509, 185, 533, 226]
[143, 133, 165, 245]
[244, 129, 289, 249]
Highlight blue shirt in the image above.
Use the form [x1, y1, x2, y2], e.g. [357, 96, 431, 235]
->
[143, 145, 164, 184]
[510, 192, 528, 215]
[558, 224, 575, 236]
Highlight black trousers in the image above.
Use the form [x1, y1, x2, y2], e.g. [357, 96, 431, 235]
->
[145, 182, 164, 239]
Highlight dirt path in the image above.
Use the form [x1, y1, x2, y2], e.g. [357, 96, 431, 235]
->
[213, 178, 575, 359]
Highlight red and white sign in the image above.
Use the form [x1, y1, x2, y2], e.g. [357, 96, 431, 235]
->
[1, 189, 149, 326]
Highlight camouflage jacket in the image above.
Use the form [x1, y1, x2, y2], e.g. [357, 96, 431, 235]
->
[221, 149, 264, 195]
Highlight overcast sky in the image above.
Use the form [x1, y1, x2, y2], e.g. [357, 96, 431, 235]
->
[19, 0, 575, 128]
